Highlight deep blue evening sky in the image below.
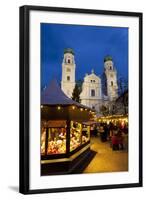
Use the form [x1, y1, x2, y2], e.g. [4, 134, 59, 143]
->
[41, 23, 128, 88]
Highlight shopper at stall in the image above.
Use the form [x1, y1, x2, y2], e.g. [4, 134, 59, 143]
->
[122, 131, 128, 151]
[111, 133, 119, 150]
[99, 123, 105, 142]
[117, 130, 124, 150]
[93, 124, 98, 136]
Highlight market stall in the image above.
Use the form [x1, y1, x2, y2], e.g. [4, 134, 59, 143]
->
[97, 114, 128, 128]
[41, 80, 95, 175]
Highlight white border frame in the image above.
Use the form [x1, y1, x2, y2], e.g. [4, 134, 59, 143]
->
[29, 10, 139, 190]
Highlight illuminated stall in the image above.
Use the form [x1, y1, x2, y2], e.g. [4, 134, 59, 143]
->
[97, 114, 128, 132]
[97, 114, 128, 128]
[41, 80, 95, 175]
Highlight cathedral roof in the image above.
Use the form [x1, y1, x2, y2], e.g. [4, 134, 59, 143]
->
[64, 48, 74, 55]
[41, 79, 92, 109]
[84, 72, 101, 81]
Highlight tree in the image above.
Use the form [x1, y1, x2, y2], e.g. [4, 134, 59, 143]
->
[101, 72, 107, 96]
[118, 77, 128, 96]
[121, 90, 128, 114]
[41, 84, 46, 92]
[123, 91, 128, 114]
[115, 90, 128, 115]
[76, 79, 83, 93]
[72, 82, 82, 103]
[99, 105, 109, 116]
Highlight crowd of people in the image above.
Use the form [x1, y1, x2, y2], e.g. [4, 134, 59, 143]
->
[90, 121, 128, 151]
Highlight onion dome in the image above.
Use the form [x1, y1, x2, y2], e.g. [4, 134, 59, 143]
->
[104, 56, 113, 62]
[64, 48, 74, 55]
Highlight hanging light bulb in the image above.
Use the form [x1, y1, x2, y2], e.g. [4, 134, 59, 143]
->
[57, 106, 61, 110]
[72, 106, 75, 110]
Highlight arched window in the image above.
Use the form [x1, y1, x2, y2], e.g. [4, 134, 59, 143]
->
[68, 59, 71, 64]
[91, 89, 95, 97]
[90, 80, 95, 83]
[67, 76, 70, 81]
[111, 81, 113, 86]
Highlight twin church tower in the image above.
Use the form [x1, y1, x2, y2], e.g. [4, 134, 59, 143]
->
[61, 48, 118, 112]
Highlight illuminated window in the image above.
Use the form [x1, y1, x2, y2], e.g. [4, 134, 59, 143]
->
[82, 125, 90, 144]
[47, 128, 66, 154]
[70, 121, 82, 151]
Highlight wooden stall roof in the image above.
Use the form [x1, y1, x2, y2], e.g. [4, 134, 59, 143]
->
[41, 79, 92, 110]
[41, 80, 95, 121]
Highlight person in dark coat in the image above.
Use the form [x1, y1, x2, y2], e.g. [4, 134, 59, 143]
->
[103, 124, 108, 142]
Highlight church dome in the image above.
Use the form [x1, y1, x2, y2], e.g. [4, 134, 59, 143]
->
[104, 56, 113, 62]
[64, 48, 74, 55]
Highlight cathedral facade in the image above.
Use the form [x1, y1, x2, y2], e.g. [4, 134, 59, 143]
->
[61, 48, 118, 113]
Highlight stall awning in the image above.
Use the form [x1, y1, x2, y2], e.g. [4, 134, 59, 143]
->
[41, 79, 92, 110]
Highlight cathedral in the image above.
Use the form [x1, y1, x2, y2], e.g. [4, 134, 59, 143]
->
[61, 48, 118, 113]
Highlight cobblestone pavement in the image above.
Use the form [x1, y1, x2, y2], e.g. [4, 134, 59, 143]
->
[84, 136, 128, 173]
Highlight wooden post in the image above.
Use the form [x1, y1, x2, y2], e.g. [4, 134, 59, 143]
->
[45, 127, 49, 155]
[66, 120, 71, 157]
